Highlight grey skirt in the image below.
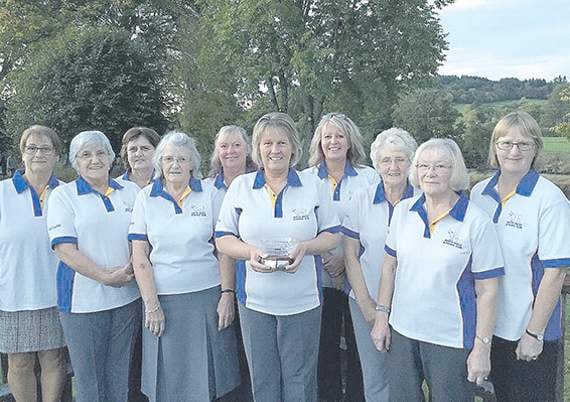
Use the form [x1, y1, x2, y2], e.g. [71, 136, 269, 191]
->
[0, 307, 65, 353]
[142, 286, 240, 402]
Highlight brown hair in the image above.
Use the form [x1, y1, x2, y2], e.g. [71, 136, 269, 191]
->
[19, 125, 62, 155]
[120, 127, 161, 172]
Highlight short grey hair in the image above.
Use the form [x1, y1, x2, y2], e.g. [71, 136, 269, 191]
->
[370, 127, 418, 170]
[152, 131, 202, 179]
[69, 131, 115, 172]
[308, 113, 367, 167]
[209, 125, 257, 176]
[409, 138, 470, 192]
[252, 112, 302, 168]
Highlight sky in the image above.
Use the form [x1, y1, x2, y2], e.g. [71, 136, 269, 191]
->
[437, 0, 570, 80]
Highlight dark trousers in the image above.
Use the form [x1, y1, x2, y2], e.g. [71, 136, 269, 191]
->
[491, 336, 561, 402]
[317, 287, 364, 401]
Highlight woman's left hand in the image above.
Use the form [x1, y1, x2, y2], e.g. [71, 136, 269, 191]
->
[515, 332, 544, 361]
[217, 293, 235, 331]
[285, 242, 308, 273]
[467, 345, 491, 385]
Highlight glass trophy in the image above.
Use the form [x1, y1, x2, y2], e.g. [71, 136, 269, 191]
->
[259, 238, 297, 272]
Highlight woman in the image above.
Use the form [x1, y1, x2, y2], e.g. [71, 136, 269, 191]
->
[47, 130, 141, 402]
[116, 127, 161, 189]
[0, 125, 66, 402]
[371, 138, 504, 401]
[305, 112, 377, 401]
[129, 132, 240, 402]
[215, 112, 341, 402]
[470, 111, 569, 401]
[342, 128, 417, 401]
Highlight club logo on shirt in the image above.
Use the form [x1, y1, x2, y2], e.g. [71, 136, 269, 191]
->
[190, 204, 207, 217]
[505, 211, 523, 229]
[442, 229, 463, 250]
[292, 208, 310, 221]
[48, 224, 61, 231]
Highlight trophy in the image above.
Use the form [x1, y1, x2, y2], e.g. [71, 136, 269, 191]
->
[259, 238, 297, 272]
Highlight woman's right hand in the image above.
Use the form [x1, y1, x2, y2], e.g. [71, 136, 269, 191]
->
[357, 296, 377, 324]
[102, 263, 134, 287]
[371, 313, 391, 352]
[249, 247, 272, 273]
[144, 302, 165, 337]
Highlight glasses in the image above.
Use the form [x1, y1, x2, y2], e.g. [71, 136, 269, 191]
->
[379, 157, 408, 165]
[127, 145, 154, 153]
[161, 155, 191, 164]
[76, 150, 107, 160]
[323, 112, 347, 120]
[416, 163, 452, 174]
[495, 140, 534, 152]
[24, 145, 54, 155]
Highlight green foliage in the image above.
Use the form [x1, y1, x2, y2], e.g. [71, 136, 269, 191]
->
[5, 27, 169, 151]
[392, 88, 463, 145]
[552, 85, 570, 139]
[461, 106, 498, 168]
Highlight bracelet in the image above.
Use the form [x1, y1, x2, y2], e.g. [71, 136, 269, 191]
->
[525, 329, 544, 341]
[221, 288, 236, 295]
[374, 304, 391, 315]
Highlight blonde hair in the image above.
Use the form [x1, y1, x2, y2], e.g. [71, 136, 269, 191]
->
[209, 125, 257, 176]
[251, 113, 302, 167]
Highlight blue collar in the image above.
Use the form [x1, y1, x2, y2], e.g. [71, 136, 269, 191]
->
[121, 171, 130, 180]
[12, 170, 60, 193]
[482, 169, 539, 200]
[214, 171, 227, 190]
[76, 176, 123, 195]
[410, 192, 468, 222]
[150, 177, 203, 197]
[252, 168, 303, 189]
[317, 161, 358, 179]
[373, 181, 415, 205]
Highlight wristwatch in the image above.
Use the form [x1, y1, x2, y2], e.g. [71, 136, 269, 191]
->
[525, 329, 544, 341]
[476, 335, 491, 345]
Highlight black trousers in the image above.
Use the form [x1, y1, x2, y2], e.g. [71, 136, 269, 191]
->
[317, 287, 364, 401]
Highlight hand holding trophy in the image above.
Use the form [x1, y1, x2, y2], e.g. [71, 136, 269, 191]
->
[256, 238, 299, 273]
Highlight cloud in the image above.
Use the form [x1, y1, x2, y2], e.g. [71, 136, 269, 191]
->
[440, 0, 489, 14]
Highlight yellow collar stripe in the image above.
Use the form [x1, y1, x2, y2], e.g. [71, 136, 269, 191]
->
[501, 190, 516, 205]
[264, 184, 278, 208]
[429, 209, 451, 235]
[177, 186, 192, 209]
[328, 175, 338, 192]
[39, 185, 49, 209]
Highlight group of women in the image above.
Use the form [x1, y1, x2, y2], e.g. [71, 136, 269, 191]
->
[0, 110, 568, 402]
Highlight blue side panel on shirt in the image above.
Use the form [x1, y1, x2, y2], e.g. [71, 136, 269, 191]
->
[333, 179, 342, 201]
[274, 191, 284, 218]
[456, 257, 476, 349]
[236, 260, 247, 304]
[531, 253, 562, 340]
[314, 255, 324, 303]
[57, 261, 75, 313]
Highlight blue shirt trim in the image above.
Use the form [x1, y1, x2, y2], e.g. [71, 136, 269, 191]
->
[472, 267, 505, 280]
[51, 236, 78, 248]
[12, 170, 60, 216]
[252, 168, 303, 189]
[384, 245, 397, 257]
[57, 261, 76, 313]
[76, 176, 124, 212]
[542, 258, 570, 268]
[121, 171, 130, 180]
[410, 192, 468, 238]
[214, 171, 227, 190]
[342, 226, 359, 240]
[319, 225, 342, 234]
[214, 230, 237, 238]
[149, 177, 202, 214]
[128, 233, 148, 242]
[317, 162, 358, 201]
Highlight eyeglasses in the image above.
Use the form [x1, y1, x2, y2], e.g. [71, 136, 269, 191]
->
[24, 145, 54, 155]
[379, 157, 408, 165]
[127, 145, 154, 153]
[416, 163, 452, 174]
[323, 112, 347, 120]
[76, 150, 108, 160]
[161, 155, 191, 164]
[495, 140, 534, 152]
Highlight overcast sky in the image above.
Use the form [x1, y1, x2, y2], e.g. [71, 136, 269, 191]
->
[437, 0, 570, 80]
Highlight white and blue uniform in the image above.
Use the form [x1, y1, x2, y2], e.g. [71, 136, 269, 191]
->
[128, 177, 220, 294]
[342, 181, 416, 301]
[304, 162, 378, 287]
[204, 171, 229, 222]
[471, 170, 570, 341]
[46, 177, 140, 313]
[114, 171, 132, 187]
[386, 192, 504, 349]
[0, 171, 61, 311]
[215, 169, 341, 316]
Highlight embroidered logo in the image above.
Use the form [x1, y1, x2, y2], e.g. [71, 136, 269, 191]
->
[292, 208, 310, 221]
[190, 204, 207, 217]
[505, 211, 523, 229]
[442, 229, 463, 249]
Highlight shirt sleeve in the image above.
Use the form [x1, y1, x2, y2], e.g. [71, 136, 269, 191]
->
[315, 178, 341, 234]
[538, 198, 570, 268]
[215, 179, 241, 238]
[128, 190, 148, 242]
[470, 215, 505, 279]
[46, 187, 78, 247]
[342, 189, 363, 240]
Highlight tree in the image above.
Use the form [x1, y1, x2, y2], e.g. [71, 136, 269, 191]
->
[184, 0, 453, 143]
[461, 106, 498, 169]
[553, 85, 570, 139]
[5, 27, 169, 151]
[392, 88, 463, 145]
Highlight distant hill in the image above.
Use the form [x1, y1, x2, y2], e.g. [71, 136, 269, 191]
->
[438, 75, 567, 104]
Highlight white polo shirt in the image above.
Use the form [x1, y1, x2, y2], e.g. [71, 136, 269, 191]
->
[128, 178, 220, 294]
[471, 170, 570, 341]
[0, 171, 61, 311]
[47, 176, 140, 313]
[215, 169, 341, 316]
[342, 182, 416, 301]
[385, 192, 504, 349]
[204, 171, 228, 221]
[304, 162, 379, 287]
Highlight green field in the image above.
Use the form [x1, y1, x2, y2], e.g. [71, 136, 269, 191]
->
[544, 136, 570, 155]
[455, 99, 548, 115]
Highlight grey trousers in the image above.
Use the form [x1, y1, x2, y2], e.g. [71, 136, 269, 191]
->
[349, 298, 389, 402]
[388, 329, 472, 402]
[59, 299, 141, 402]
[238, 304, 321, 402]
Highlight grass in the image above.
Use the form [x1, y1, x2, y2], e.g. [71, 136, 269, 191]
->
[544, 137, 570, 155]
[455, 99, 548, 115]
